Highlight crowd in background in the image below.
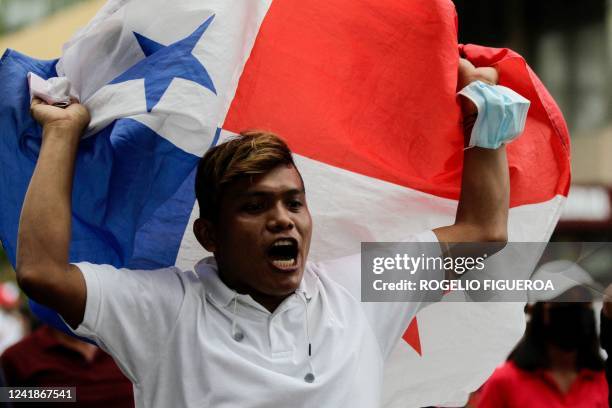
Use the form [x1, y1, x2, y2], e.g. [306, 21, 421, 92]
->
[0, 280, 135, 407]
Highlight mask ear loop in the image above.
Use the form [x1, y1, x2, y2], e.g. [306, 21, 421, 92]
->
[232, 294, 238, 337]
[299, 290, 315, 383]
[305, 296, 312, 358]
[231, 291, 243, 342]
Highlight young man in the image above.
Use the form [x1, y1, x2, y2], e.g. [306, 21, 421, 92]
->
[16, 59, 509, 407]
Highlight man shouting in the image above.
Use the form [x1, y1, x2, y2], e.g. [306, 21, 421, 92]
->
[16, 59, 516, 407]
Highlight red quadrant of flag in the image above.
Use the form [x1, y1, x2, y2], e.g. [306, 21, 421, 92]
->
[223, 0, 571, 355]
[223, 0, 570, 207]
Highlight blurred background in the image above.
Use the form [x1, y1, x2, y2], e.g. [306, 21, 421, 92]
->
[455, 0, 612, 288]
[0, 0, 611, 386]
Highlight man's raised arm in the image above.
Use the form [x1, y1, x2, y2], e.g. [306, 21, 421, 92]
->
[16, 98, 90, 329]
[433, 59, 509, 246]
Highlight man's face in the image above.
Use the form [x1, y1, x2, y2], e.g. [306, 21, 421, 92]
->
[202, 164, 312, 306]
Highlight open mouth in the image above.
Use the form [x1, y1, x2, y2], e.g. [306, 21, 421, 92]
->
[267, 238, 299, 270]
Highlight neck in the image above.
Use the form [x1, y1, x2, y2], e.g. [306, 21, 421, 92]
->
[217, 270, 290, 313]
[547, 344, 577, 371]
[250, 293, 289, 313]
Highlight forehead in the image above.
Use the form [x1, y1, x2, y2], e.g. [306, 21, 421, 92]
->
[227, 164, 305, 197]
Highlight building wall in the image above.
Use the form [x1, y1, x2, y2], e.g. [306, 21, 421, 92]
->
[0, 0, 104, 59]
[572, 127, 612, 184]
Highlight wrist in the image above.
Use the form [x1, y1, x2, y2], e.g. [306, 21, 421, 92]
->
[459, 92, 478, 147]
[459, 94, 478, 118]
[42, 124, 84, 143]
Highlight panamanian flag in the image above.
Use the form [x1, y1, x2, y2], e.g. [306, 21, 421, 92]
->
[0, 0, 570, 406]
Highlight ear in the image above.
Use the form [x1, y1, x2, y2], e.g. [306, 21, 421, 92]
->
[194, 218, 217, 252]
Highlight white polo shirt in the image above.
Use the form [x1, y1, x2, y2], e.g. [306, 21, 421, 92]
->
[71, 230, 441, 408]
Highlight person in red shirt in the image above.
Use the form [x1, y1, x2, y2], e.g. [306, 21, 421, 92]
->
[0, 324, 134, 408]
[478, 291, 607, 408]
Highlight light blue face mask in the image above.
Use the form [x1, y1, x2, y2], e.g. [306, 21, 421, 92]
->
[458, 80, 531, 149]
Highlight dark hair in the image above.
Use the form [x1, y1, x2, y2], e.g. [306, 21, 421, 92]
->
[508, 302, 604, 371]
[195, 131, 296, 222]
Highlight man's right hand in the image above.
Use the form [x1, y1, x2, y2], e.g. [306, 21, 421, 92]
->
[17, 98, 89, 329]
[30, 98, 90, 136]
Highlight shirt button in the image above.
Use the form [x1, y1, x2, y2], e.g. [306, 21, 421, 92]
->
[304, 373, 315, 383]
[233, 332, 244, 342]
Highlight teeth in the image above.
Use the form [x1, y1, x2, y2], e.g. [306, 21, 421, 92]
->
[273, 239, 294, 247]
[272, 259, 296, 269]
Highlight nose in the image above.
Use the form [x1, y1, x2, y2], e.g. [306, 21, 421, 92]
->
[266, 202, 294, 232]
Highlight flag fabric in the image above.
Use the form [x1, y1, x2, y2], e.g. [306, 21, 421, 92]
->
[0, 0, 570, 406]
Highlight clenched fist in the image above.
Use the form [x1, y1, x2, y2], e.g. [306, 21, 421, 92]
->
[457, 58, 498, 117]
[30, 98, 90, 137]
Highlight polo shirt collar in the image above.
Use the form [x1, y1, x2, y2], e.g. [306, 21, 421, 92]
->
[194, 257, 319, 313]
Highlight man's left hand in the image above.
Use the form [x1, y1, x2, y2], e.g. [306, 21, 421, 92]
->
[457, 58, 499, 117]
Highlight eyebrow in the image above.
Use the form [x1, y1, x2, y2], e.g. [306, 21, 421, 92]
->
[238, 188, 305, 199]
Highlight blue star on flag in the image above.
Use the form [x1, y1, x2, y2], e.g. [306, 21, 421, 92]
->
[110, 14, 217, 112]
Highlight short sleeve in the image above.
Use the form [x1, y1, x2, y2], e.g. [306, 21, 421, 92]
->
[69, 262, 186, 383]
[317, 230, 443, 359]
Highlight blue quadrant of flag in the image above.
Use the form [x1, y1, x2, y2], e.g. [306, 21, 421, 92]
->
[0, 42, 204, 331]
